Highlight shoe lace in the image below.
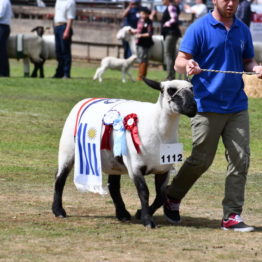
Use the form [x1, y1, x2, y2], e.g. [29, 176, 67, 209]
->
[229, 214, 243, 223]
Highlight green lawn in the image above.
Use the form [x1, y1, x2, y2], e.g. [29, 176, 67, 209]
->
[0, 59, 261, 262]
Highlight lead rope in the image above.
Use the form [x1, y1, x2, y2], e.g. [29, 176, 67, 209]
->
[185, 68, 257, 81]
[200, 68, 257, 75]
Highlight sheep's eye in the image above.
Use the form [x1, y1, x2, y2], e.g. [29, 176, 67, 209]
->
[167, 88, 177, 97]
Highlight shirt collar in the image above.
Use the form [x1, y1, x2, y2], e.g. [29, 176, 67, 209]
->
[207, 11, 240, 29]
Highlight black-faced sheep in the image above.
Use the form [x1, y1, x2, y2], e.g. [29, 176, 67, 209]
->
[7, 34, 43, 77]
[31, 26, 56, 78]
[52, 78, 197, 228]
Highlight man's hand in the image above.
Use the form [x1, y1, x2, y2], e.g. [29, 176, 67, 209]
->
[253, 65, 262, 79]
[186, 59, 202, 76]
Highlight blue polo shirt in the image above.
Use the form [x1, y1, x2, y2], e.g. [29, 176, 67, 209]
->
[180, 12, 254, 113]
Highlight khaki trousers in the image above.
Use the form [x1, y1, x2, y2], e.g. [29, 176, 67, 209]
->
[167, 111, 250, 219]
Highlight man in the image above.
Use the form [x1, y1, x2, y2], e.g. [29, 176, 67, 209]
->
[53, 0, 76, 79]
[236, 0, 253, 27]
[0, 0, 12, 77]
[122, 0, 141, 59]
[163, 0, 262, 232]
[161, 0, 181, 80]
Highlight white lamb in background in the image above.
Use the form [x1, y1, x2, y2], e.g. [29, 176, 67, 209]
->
[93, 55, 137, 83]
[51, 78, 197, 228]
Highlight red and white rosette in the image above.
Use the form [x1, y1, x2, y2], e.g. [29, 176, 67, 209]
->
[123, 113, 141, 154]
[101, 110, 120, 150]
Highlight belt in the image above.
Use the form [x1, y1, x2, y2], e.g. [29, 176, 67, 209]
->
[54, 22, 67, 27]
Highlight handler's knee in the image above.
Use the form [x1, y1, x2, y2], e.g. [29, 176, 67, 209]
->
[186, 150, 214, 176]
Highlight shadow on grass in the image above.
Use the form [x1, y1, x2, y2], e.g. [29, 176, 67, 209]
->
[66, 213, 262, 232]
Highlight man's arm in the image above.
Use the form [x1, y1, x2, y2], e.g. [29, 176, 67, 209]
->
[63, 18, 73, 39]
[174, 51, 202, 75]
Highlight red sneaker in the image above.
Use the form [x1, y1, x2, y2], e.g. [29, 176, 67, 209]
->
[221, 213, 254, 232]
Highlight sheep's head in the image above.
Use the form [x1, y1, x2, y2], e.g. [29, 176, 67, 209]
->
[31, 26, 45, 37]
[143, 78, 197, 118]
[129, 55, 137, 63]
[116, 26, 132, 41]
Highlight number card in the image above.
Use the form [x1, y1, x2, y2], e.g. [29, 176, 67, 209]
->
[160, 143, 183, 164]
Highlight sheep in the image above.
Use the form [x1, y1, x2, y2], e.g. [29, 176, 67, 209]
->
[31, 26, 56, 78]
[117, 26, 165, 63]
[51, 77, 197, 228]
[93, 55, 137, 83]
[7, 34, 43, 77]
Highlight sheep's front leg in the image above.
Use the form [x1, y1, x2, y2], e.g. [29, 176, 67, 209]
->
[135, 172, 169, 219]
[108, 175, 131, 221]
[133, 175, 155, 228]
[23, 57, 30, 77]
[149, 172, 169, 214]
[39, 59, 45, 78]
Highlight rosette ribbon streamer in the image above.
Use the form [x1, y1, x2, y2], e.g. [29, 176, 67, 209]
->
[113, 117, 127, 156]
[123, 113, 141, 154]
[101, 110, 120, 151]
[101, 125, 113, 150]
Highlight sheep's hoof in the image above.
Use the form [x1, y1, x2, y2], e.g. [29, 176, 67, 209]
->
[135, 209, 154, 220]
[116, 209, 131, 221]
[52, 206, 67, 218]
[144, 221, 156, 229]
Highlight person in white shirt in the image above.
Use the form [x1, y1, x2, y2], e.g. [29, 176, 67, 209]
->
[184, 0, 207, 19]
[0, 0, 12, 77]
[53, 0, 76, 79]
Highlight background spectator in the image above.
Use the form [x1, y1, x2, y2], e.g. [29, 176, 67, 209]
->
[236, 0, 254, 27]
[161, 0, 182, 80]
[121, 0, 141, 58]
[53, 0, 76, 79]
[184, 0, 208, 19]
[131, 7, 154, 80]
[0, 0, 12, 77]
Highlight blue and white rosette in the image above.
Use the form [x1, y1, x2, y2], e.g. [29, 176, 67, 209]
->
[113, 116, 127, 156]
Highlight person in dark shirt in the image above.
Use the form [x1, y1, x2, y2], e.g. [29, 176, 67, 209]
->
[236, 0, 253, 27]
[161, 0, 181, 80]
[0, 0, 12, 77]
[131, 7, 154, 80]
[122, 0, 141, 58]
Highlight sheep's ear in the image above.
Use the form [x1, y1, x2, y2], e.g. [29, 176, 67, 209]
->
[31, 27, 37, 32]
[143, 77, 161, 91]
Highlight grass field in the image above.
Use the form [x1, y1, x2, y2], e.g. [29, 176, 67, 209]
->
[0, 59, 261, 262]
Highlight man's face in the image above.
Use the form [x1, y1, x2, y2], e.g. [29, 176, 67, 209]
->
[213, 0, 239, 18]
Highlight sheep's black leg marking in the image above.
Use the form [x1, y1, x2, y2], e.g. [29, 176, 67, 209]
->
[135, 172, 168, 220]
[39, 59, 45, 78]
[31, 64, 38, 77]
[108, 175, 131, 221]
[149, 173, 168, 214]
[133, 174, 155, 228]
[52, 165, 72, 218]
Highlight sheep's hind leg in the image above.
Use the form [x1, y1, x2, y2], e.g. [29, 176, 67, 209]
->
[52, 161, 73, 218]
[126, 70, 135, 82]
[108, 175, 131, 221]
[135, 172, 169, 219]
